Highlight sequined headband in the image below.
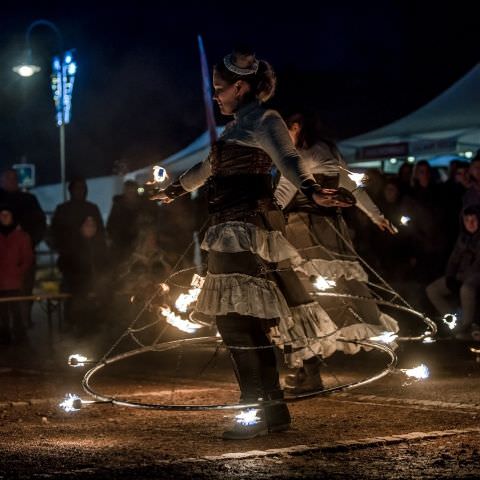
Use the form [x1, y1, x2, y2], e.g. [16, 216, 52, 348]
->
[223, 53, 259, 75]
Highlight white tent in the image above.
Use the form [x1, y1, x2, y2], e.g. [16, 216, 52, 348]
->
[339, 63, 480, 166]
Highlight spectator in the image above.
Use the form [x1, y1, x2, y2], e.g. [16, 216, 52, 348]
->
[463, 156, 480, 209]
[440, 160, 470, 252]
[426, 205, 480, 340]
[0, 204, 33, 344]
[50, 177, 104, 260]
[58, 214, 110, 335]
[107, 180, 160, 264]
[397, 161, 413, 197]
[402, 160, 447, 283]
[0, 169, 46, 327]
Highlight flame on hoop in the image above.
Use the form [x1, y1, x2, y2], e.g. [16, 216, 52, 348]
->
[314, 276, 336, 291]
[369, 331, 398, 344]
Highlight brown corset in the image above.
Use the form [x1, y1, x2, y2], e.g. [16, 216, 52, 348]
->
[210, 141, 272, 176]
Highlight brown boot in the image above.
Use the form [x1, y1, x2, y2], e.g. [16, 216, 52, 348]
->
[284, 357, 324, 393]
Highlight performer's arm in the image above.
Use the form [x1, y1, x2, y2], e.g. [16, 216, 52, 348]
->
[258, 113, 347, 206]
[338, 160, 396, 233]
[274, 175, 297, 209]
[153, 156, 212, 203]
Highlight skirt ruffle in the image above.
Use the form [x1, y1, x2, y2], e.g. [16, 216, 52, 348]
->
[271, 302, 339, 367]
[335, 312, 399, 354]
[201, 221, 302, 266]
[297, 258, 368, 282]
[195, 272, 291, 319]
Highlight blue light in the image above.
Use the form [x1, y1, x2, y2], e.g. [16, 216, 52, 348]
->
[53, 57, 61, 72]
[65, 54, 72, 64]
[68, 63, 77, 75]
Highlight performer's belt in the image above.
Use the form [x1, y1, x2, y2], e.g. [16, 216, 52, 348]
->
[207, 174, 274, 214]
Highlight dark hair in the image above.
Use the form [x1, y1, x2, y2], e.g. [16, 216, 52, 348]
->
[68, 176, 87, 194]
[463, 205, 480, 217]
[214, 47, 276, 103]
[285, 111, 337, 152]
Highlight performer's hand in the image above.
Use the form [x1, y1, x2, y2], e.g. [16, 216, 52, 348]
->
[150, 191, 173, 203]
[375, 217, 398, 234]
[313, 188, 355, 208]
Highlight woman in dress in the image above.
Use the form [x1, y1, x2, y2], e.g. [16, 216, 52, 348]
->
[154, 49, 349, 439]
[275, 112, 399, 393]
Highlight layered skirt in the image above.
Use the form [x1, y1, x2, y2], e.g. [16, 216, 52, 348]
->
[285, 210, 399, 354]
[194, 209, 339, 367]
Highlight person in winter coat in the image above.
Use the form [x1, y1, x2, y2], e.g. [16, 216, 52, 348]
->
[426, 205, 480, 339]
[0, 204, 33, 344]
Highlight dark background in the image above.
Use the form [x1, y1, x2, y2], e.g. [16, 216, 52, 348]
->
[0, 1, 477, 185]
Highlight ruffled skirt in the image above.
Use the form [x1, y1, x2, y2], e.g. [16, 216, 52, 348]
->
[196, 212, 339, 366]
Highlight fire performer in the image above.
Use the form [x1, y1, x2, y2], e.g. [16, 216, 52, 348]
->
[275, 112, 399, 393]
[152, 48, 352, 439]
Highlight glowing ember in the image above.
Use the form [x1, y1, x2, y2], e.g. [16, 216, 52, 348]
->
[369, 331, 398, 344]
[160, 306, 202, 334]
[442, 313, 457, 330]
[235, 408, 261, 426]
[68, 354, 88, 367]
[348, 172, 366, 187]
[401, 364, 430, 380]
[400, 215, 411, 226]
[314, 276, 336, 291]
[153, 165, 167, 183]
[59, 393, 82, 412]
[159, 283, 170, 293]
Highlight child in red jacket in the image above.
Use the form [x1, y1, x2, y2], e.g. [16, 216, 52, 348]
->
[0, 204, 33, 344]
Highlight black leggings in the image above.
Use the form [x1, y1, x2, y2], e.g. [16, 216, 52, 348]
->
[216, 313, 280, 402]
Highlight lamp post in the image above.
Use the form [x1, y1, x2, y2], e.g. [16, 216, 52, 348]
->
[13, 19, 77, 201]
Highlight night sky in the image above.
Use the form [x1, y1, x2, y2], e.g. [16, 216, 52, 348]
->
[0, 1, 477, 185]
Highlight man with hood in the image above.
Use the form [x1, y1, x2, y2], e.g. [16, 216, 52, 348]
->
[426, 205, 480, 339]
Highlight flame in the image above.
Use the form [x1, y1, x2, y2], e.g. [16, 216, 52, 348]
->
[59, 393, 82, 412]
[442, 313, 457, 330]
[68, 354, 88, 367]
[400, 215, 411, 226]
[401, 364, 430, 380]
[314, 276, 336, 291]
[369, 331, 398, 344]
[153, 165, 167, 183]
[160, 306, 202, 334]
[235, 408, 261, 426]
[175, 288, 201, 313]
[348, 172, 366, 187]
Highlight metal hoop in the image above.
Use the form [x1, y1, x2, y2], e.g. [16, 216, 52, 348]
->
[82, 337, 397, 411]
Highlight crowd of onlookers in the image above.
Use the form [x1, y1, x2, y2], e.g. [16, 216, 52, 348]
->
[346, 152, 480, 339]
[1, 150, 480, 344]
[0, 171, 177, 344]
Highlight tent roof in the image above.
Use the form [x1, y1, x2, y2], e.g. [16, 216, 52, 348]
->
[340, 63, 480, 159]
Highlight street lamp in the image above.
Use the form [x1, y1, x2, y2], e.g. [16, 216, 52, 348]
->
[13, 19, 77, 201]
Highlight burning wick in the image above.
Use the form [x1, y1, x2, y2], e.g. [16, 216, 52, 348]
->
[314, 276, 336, 291]
[442, 313, 457, 330]
[175, 288, 201, 313]
[68, 354, 88, 367]
[400, 215, 411, 226]
[369, 331, 398, 344]
[153, 165, 167, 183]
[160, 306, 202, 334]
[400, 364, 430, 380]
[235, 408, 261, 426]
[59, 393, 82, 412]
[348, 172, 366, 187]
